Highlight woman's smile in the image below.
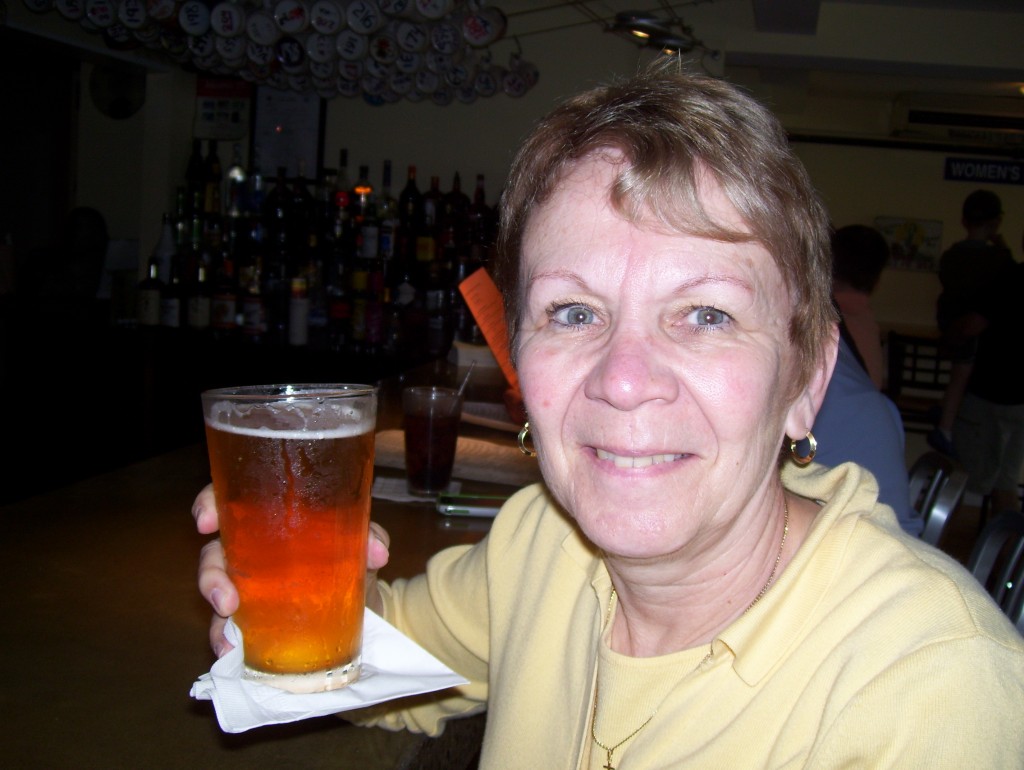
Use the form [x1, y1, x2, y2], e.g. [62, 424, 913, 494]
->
[593, 448, 686, 469]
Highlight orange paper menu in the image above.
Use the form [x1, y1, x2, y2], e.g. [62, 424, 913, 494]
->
[458, 267, 520, 394]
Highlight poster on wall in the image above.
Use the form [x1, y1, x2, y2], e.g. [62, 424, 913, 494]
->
[873, 216, 944, 272]
[194, 77, 252, 140]
[252, 88, 324, 179]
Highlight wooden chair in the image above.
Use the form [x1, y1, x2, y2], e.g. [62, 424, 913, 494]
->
[907, 451, 968, 547]
[966, 510, 1024, 632]
[885, 331, 951, 433]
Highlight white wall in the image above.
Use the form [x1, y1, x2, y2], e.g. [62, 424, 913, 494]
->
[794, 141, 1024, 333]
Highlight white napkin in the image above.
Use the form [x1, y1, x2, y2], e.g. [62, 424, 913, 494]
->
[190, 610, 468, 734]
[372, 475, 462, 503]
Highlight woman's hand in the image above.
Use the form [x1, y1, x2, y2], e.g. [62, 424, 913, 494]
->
[192, 483, 391, 658]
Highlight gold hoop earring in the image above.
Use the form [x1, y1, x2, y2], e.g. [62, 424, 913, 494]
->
[789, 431, 817, 466]
[518, 421, 537, 457]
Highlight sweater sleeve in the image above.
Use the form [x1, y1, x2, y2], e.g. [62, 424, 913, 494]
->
[343, 538, 493, 736]
[806, 634, 1024, 767]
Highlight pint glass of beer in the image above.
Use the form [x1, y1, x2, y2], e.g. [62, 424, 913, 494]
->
[201, 383, 377, 693]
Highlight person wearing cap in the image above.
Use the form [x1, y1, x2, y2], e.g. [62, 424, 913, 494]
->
[929, 189, 1014, 458]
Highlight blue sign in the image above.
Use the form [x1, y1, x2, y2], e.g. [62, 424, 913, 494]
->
[944, 157, 1024, 186]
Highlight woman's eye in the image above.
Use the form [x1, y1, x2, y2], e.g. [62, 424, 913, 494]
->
[692, 306, 728, 327]
[551, 304, 596, 326]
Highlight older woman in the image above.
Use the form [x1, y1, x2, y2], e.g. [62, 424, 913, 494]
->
[196, 62, 1024, 766]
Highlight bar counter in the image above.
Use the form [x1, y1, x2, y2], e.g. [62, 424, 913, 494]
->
[1, 366, 523, 767]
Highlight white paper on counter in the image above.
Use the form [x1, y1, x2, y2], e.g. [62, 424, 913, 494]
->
[371, 475, 463, 503]
[374, 429, 542, 489]
[190, 610, 468, 734]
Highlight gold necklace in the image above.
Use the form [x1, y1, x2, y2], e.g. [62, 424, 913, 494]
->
[590, 500, 790, 770]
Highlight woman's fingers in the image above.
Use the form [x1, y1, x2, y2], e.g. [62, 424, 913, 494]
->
[208, 613, 232, 658]
[368, 521, 391, 570]
[198, 538, 238, 657]
[192, 483, 219, 535]
[365, 522, 391, 615]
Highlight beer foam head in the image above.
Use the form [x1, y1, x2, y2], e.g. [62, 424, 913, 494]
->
[205, 397, 375, 440]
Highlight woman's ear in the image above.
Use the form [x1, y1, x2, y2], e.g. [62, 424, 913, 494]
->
[784, 325, 839, 440]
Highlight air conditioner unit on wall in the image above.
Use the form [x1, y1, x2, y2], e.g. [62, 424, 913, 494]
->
[891, 93, 1024, 149]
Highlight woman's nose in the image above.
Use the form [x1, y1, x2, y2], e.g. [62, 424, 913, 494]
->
[583, 332, 679, 410]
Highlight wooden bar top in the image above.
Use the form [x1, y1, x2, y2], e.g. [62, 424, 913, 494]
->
[0, 366, 521, 767]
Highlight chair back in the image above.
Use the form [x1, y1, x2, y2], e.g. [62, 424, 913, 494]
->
[885, 332, 951, 432]
[966, 510, 1024, 633]
[907, 451, 968, 546]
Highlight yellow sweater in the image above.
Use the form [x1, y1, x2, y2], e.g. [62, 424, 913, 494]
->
[358, 461, 1024, 768]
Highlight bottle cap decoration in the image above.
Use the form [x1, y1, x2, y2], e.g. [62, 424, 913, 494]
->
[24, 0, 532, 102]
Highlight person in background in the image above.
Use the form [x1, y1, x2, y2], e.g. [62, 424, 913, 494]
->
[948, 228, 1024, 516]
[818, 224, 917, 534]
[930, 190, 1014, 458]
[808, 335, 920, 535]
[196, 62, 1024, 766]
[830, 224, 890, 389]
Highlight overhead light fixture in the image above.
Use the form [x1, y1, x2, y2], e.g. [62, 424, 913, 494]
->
[608, 10, 698, 55]
[611, 12, 671, 41]
[657, 33, 697, 55]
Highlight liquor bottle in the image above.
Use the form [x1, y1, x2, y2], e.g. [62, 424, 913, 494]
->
[397, 164, 423, 263]
[185, 137, 205, 201]
[351, 164, 378, 261]
[185, 259, 213, 334]
[160, 252, 184, 329]
[238, 218, 267, 345]
[210, 225, 239, 342]
[335, 148, 353, 213]
[380, 286, 403, 358]
[365, 251, 386, 354]
[203, 139, 223, 217]
[305, 231, 329, 348]
[248, 168, 266, 220]
[288, 276, 310, 346]
[263, 165, 290, 250]
[225, 143, 248, 219]
[348, 252, 369, 353]
[417, 174, 443, 269]
[150, 212, 177, 285]
[438, 171, 470, 270]
[182, 190, 205, 295]
[377, 159, 399, 265]
[185, 212, 213, 333]
[442, 171, 471, 230]
[422, 259, 450, 358]
[325, 232, 352, 353]
[290, 159, 316, 249]
[173, 186, 188, 256]
[136, 254, 164, 327]
[468, 172, 494, 263]
[450, 251, 483, 344]
[314, 165, 338, 248]
[261, 237, 291, 346]
[391, 252, 422, 357]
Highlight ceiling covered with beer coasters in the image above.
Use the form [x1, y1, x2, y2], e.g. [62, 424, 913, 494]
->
[17, 0, 540, 103]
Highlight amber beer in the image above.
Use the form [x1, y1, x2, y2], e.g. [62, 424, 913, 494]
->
[201, 384, 377, 693]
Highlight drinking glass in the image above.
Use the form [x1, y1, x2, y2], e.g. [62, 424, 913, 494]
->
[201, 383, 377, 693]
[402, 385, 463, 496]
